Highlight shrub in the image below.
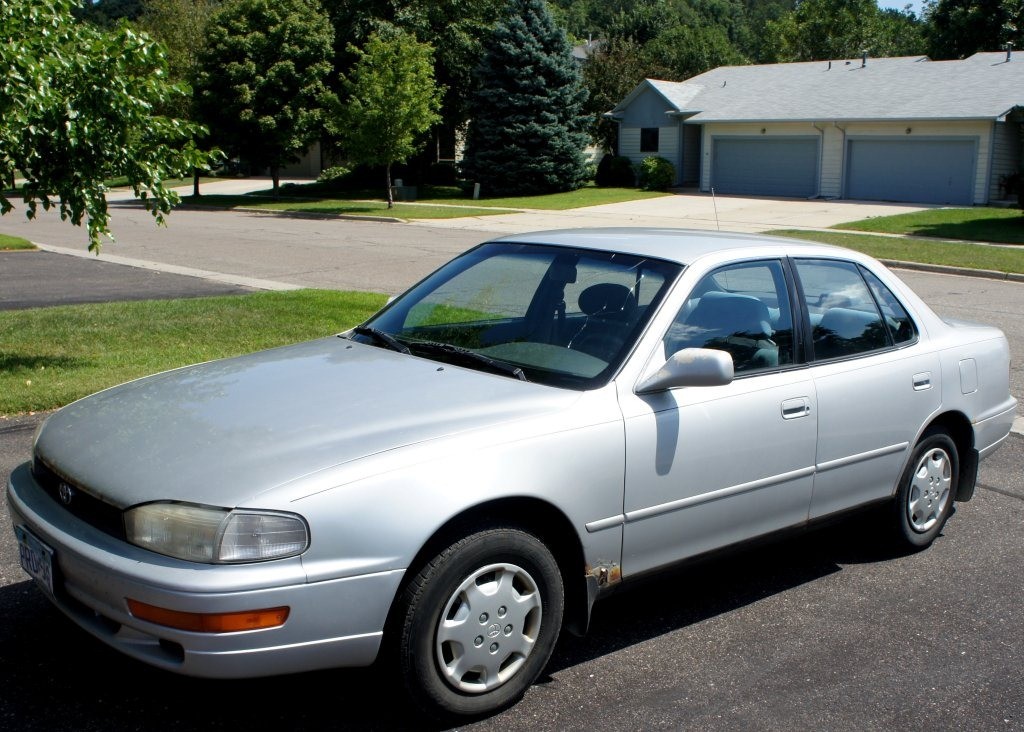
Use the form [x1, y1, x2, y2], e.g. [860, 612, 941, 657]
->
[595, 155, 636, 187]
[317, 165, 351, 184]
[638, 156, 675, 191]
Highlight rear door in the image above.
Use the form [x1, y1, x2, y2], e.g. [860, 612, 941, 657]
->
[793, 258, 942, 518]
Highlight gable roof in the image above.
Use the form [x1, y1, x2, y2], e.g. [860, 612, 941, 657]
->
[611, 52, 1024, 123]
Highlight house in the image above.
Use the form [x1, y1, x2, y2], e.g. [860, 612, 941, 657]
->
[607, 52, 1023, 205]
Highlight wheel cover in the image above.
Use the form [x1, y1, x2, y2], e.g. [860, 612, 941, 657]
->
[435, 562, 542, 694]
[906, 447, 952, 533]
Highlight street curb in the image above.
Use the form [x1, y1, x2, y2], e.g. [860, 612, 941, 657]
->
[30, 242, 303, 292]
[880, 258, 1024, 283]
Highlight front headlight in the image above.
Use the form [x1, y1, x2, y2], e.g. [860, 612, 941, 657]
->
[124, 502, 309, 564]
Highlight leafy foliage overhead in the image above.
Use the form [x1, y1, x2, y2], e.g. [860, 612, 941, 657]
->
[1, 0, 213, 251]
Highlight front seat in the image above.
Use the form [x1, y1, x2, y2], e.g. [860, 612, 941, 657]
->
[569, 283, 638, 362]
[673, 291, 778, 371]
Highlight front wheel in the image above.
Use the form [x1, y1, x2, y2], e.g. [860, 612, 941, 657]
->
[394, 527, 564, 719]
[891, 430, 958, 549]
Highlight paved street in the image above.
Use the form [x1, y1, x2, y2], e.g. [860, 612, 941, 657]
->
[1, 189, 1022, 730]
[0, 414, 1021, 731]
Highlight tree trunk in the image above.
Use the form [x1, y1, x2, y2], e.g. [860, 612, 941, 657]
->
[386, 163, 394, 209]
[192, 169, 201, 197]
[271, 166, 280, 195]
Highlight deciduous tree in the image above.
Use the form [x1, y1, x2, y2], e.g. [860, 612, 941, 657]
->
[0, 0, 213, 251]
[923, 0, 1023, 59]
[333, 30, 443, 207]
[194, 0, 334, 192]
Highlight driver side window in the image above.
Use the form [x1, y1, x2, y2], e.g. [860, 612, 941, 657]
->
[664, 260, 795, 374]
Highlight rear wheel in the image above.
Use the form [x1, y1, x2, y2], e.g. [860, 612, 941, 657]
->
[395, 527, 564, 719]
[891, 429, 958, 549]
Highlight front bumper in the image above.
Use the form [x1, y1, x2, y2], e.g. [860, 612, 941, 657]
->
[6, 462, 403, 678]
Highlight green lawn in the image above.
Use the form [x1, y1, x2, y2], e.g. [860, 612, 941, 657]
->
[835, 207, 1024, 244]
[104, 175, 221, 189]
[0, 289, 387, 416]
[182, 194, 513, 219]
[414, 185, 671, 210]
[769, 229, 1024, 274]
[0, 233, 34, 250]
[191, 182, 670, 217]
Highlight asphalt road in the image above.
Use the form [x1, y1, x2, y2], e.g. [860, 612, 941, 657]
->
[0, 250, 253, 309]
[0, 415, 1021, 731]
[1, 208, 1022, 730]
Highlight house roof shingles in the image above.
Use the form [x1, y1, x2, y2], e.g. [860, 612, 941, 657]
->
[619, 52, 1024, 124]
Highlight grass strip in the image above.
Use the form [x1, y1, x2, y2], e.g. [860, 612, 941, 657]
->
[768, 229, 1024, 274]
[414, 185, 672, 210]
[834, 207, 1024, 244]
[0, 233, 35, 250]
[182, 194, 511, 219]
[0, 289, 386, 416]
[190, 184, 671, 216]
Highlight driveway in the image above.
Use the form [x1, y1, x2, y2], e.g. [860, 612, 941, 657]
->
[421, 191, 929, 234]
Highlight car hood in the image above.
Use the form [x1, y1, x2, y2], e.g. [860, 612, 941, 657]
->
[34, 337, 578, 508]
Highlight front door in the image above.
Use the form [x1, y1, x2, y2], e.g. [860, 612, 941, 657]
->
[618, 259, 818, 576]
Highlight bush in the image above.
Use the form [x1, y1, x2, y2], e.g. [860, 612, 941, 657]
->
[595, 155, 636, 187]
[638, 156, 675, 191]
[317, 165, 351, 184]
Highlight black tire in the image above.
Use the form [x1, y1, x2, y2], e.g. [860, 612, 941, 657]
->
[891, 429, 958, 549]
[395, 527, 564, 719]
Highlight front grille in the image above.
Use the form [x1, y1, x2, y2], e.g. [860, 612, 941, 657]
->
[32, 457, 127, 540]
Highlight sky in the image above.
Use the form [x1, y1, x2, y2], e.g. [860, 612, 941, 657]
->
[876, 0, 925, 16]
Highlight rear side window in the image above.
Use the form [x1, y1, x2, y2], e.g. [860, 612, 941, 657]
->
[860, 267, 918, 346]
[794, 259, 889, 360]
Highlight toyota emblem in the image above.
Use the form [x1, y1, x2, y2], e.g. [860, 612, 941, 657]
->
[58, 482, 75, 506]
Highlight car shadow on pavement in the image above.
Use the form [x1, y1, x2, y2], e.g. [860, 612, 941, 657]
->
[546, 509, 905, 673]
[0, 510, 914, 732]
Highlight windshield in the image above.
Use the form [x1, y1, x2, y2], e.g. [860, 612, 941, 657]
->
[356, 241, 682, 389]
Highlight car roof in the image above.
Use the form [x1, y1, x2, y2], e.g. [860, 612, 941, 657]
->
[492, 228, 848, 266]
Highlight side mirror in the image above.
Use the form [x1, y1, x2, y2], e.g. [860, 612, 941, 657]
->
[635, 348, 734, 394]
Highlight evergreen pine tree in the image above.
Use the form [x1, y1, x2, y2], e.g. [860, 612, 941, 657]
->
[462, 0, 590, 196]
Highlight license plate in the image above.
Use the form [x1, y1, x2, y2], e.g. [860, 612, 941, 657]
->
[16, 525, 54, 596]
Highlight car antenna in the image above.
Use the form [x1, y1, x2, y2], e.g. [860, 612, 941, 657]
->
[711, 187, 721, 230]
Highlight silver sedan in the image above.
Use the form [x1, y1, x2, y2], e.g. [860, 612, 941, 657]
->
[7, 229, 1017, 719]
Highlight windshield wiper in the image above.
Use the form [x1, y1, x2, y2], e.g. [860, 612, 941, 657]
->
[409, 341, 527, 381]
[350, 326, 411, 355]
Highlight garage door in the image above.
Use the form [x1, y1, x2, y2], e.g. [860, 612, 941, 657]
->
[845, 139, 975, 205]
[711, 137, 819, 197]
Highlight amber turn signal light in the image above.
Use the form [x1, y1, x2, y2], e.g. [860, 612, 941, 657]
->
[127, 599, 289, 633]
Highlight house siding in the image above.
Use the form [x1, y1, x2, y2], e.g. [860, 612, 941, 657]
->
[697, 120, 993, 203]
[619, 125, 683, 185]
[991, 120, 1021, 201]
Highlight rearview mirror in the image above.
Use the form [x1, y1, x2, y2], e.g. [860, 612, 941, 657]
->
[635, 348, 734, 394]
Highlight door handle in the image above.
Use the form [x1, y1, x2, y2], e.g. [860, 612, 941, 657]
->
[781, 397, 811, 419]
[913, 372, 932, 391]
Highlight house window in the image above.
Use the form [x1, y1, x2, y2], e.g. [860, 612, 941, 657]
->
[640, 128, 659, 153]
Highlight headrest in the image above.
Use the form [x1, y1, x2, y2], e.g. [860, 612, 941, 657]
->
[579, 283, 637, 317]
